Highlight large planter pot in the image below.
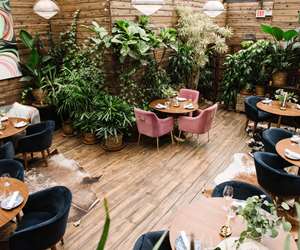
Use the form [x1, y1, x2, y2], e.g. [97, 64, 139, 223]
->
[62, 120, 74, 136]
[272, 71, 288, 87]
[82, 132, 98, 145]
[102, 134, 125, 151]
[255, 85, 265, 96]
[32, 88, 47, 105]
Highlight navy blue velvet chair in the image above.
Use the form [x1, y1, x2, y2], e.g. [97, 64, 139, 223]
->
[0, 159, 24, 181]
[133, 231, 171, 250]
[262, 128, 293, 154]
[244, 96, 273, 132]
[9, 186, 72, 250]
[254, 152, 300, 197]
[16, 120, 55, 169]
[212, 180, 272, 203]
[0, 141, 15, 159]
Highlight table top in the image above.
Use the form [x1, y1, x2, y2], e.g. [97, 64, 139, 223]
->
[276, 138, 300, 167]
[257, 101, 300, 117]
[0, 178, 29, 228]
[169, 197, 297, 249]
[0, 117, 28, 140]
[149, 99, 199, 114]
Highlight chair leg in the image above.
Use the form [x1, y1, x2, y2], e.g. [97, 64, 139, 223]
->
[268, 122, 271, 129]
[41, 150, 48, 167]
[51, 245, 57, 250]
[245, 119, 249, 130]
[170, 131, 174, 144]
[30, 153, 34, 159]
[207, 131, 210, 142]
[61, 238, 64, 245]
[253, 122, 257, 133]
[47, 148, 51, 156]
[137, 133, 141, 145]
[156, 137, 159, 151]
[178, 130, 182, 139]
[23, 153, 28, 170]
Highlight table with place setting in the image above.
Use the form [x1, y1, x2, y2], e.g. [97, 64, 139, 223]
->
[276, 136, 300, 169]
[257, 99, 300, 128]
[0, 117, 29, 141]
[149, 97, 199, 115]
[169, 196, 297, 250]
[0, 177, 28, 228]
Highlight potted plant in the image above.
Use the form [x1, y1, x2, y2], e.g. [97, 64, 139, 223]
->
[95, 94, 134, 151]
[19, 30, 52, 104]
[261, 24, 300, 86]
[73, 111, 99, 144]
[274, 89, 298, 107]
[237, 196, 291, 246]
[255, 66, 268, 96]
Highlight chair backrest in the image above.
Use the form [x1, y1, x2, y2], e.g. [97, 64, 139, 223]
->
[198, 103, 218, 133]
[0, 159, 24, 181]
[262, 128, 293, 154]
[179, 89, 200, 103]
[134, 108, 160, 137]
[0, 141, 15, 159]
[211, 180, 272, 203]
[244, 96, 262, 121]
[10, 186, 72, 250]
[133, 231, 171, 250]
[254, 152, 300, 196]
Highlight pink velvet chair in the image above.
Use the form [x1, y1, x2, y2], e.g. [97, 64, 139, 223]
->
[178, 103, 218, 142]
[179, 89, 200, 103]
[134, 108, 174, 150]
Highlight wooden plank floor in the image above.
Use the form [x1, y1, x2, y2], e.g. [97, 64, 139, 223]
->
[52, 109, 249, 250]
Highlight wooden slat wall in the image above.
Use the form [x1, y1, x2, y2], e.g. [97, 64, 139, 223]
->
[226, 0, 300, 46]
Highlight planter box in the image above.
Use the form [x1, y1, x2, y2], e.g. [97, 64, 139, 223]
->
[236, 93, 251, 112]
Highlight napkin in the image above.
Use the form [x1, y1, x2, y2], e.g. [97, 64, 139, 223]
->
[285, 149, 300, 160]
[14, 121, 27, 128]
[0, 116, 8, 122]
[155, 104, 167, 109]
[176, 97, 187, 102]
[7, 191, 20, 209]
[184, 104, 194, 109]
[291, 135, 300, 143]
[262, 99, 272, 104]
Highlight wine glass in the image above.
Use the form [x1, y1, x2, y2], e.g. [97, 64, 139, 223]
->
[223, 185, 233, 211]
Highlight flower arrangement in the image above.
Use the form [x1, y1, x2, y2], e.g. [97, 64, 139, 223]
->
[274, 89, 298, 104]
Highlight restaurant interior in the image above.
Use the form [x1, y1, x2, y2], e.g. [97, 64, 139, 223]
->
[1, 0, 300, 249]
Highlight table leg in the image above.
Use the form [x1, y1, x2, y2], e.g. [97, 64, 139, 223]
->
[277, 116, 282, 128]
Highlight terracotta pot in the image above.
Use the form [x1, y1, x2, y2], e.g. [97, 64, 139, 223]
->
[102, 134, 125, 151]
[272, 71, 288, 87]
[32, 88, 47, 105]
[240, 88, 252, 95]
[82, 132, 98, 145]
[62, 120, 74, 136]
[255, 85, 265, 96]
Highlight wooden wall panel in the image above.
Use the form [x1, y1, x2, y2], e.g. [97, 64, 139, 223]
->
[226, 0, 300, 46]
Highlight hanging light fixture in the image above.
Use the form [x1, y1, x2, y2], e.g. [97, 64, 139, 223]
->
[203, 0, 224, 18]
[132, 0, 164, 16]
[33, 0, 60, 20]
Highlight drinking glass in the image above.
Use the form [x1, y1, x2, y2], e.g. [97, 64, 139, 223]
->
[223, 185, 233, 211]
[1, 173, 11, 199]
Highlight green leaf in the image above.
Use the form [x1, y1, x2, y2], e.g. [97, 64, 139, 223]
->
[96, 198, 110, 250]
[19, 30, 35, 49]
[152, 231, 168, 250]
[283, 30, 298, 41]
[271, 27, 284, 41]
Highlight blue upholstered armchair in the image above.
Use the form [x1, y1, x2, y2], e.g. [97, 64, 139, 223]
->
[133, 231, 171, 250]
[9, 186, 72, 250]
[0, 141, 15, 159]
[212, 180, 272, 203]
[16, 120, 55, 169]
[254, 152, 300, 197]
[244, 96, 272, 132]
[262, 128, 293, 154]
[0, 159, 24, 181]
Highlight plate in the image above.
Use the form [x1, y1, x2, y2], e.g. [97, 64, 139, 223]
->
[285, 151, 300, 160]
[291, 136, 300, 143]
[14, 121, 28, 128]
[155, 105, 166, 110]
[184, 105, 194, 110]
[176, 97, 187, 102]
[0, 116, 8, 122]
[1, 194, 24, 210]
[262, 99, 272, 104]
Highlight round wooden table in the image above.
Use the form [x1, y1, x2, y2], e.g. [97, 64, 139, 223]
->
[149, 99, 199, 114]
[169, 197, 297, 249]
[276, 138, 300, 168]
[0, 117, 28, 140]
[257, 101, 300, 128]
[0, 178, 29, 228]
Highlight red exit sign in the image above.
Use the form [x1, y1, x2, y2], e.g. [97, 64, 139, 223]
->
[256, 9, 266, 18]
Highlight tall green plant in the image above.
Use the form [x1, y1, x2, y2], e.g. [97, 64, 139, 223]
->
[96, 198, 110, 250]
